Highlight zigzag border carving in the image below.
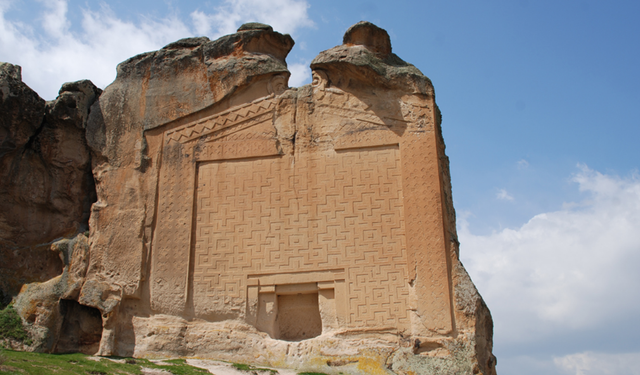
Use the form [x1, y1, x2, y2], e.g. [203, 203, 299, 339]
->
[165, 95, 276, 144]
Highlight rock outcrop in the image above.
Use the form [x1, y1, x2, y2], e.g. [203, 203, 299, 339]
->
[6, 22, 496, 374]
[0, 63, 99, 306]
[13, 234, 95, 353]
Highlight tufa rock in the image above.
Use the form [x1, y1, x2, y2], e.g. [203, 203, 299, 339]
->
[0, 63, 45, 158]
[0, 63, 99, 306]
[343, 21, 392, 58]
[311, 22, 431, 94]
[9, 22, 496, 375]
[13, 234, 92, 352]
[161, 36, 211, 50]
[237, 22, 274, 31]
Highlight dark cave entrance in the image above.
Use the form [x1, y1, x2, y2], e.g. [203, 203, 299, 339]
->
[55, 299, 103, 354]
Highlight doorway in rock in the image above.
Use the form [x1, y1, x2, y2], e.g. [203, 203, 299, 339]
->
[55, 299, 102, 354]
[276, 292, 323, 341]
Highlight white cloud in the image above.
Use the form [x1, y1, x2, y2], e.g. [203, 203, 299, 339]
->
[460, 165, 640, 345]
[288, 62, 311, 87]
[554, 351, 640, 375]
[496, 188, 514, 201]
[0, 0, 312, 99]
[190, 0, 314, 37]
[39, 0, 68, 39]
[1, 1, 190, 99]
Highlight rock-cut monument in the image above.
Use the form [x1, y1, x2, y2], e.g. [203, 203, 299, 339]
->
[1, 21, 496, 374]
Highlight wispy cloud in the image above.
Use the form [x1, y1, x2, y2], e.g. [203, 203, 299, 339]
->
[496, 188, 515, 201]
[288, 62, 312, 87]
[190, 0, 313, 38]
[517, 159, 529, 169]
[460, 165, 640, 351]
[554, 351, 640, 375]
[0, 0, 312, 99]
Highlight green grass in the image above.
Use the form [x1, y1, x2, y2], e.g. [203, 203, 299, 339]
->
[232, 362, 277, 374]
[0, 305, 30, 345]
[151, 358, 210, 375]
[0, 350, 210, 375]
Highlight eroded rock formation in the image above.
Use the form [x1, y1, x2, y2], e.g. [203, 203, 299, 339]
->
[0, 63, 99, 306]
[6, 22, 496, 374]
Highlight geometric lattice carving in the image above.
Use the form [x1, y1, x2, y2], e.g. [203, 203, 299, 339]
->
[192, 146, 410, 328]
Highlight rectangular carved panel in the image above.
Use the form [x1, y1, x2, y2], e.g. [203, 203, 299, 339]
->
[150, 141, 196, 315]
[191, 146, 410, 329]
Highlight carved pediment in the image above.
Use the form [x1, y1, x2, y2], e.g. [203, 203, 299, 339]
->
[164, 95, 277, 145]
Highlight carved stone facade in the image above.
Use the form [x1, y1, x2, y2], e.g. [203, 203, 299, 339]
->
[11, 22, 496, 375]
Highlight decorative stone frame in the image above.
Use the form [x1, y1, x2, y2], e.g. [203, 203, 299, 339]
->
[246, 269, 345, 339]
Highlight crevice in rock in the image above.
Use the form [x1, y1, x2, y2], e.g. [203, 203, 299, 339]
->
[20, 115, 46, 156]
[290, 130, 297, 151]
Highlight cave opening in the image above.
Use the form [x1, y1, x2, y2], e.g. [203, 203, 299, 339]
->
[55, 299, 102, 354]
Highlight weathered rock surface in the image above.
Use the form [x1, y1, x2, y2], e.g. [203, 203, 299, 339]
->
[83, 23, 294, 306]
[8, 22, 496, 375]
[12, 234, 97, 352]
[0, 63, 99, 306]
[311, 21, 433, 94]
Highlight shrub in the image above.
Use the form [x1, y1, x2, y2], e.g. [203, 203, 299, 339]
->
[0, 305, 30, 344]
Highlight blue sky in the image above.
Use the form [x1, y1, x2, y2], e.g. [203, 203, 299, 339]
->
[2, 1, 639, 374]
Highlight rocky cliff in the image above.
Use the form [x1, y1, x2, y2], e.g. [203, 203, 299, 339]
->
[0, 63, 99, 307]
[3, 22, 496, 375]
